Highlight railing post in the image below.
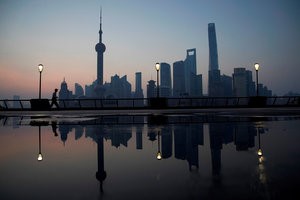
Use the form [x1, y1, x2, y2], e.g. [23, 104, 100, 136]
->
[4, 100, 8, 109]
[286, 97, 291, 105]
[19, 100, 24, 110]
[272, 96, 277, 106]
[78, 99, 81, 109]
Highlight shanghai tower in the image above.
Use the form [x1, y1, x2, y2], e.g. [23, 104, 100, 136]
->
[208, 23, 219, 71]
[208, 23, 221, 96]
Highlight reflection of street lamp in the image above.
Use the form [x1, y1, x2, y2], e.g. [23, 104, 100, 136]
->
[38, 64, 44, 99]
[254, 63, 260, 96]
[155, 63, 160, 98]
[37, 125, 43, 161]
[156, 131, 162, 160]
[256, 126, 263, 163]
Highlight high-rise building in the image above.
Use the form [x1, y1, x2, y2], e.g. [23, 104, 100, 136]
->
[160, 63, 171, 97]
[208, 23, 219, 71]
[208, 23, 222, 96]
[173, 49, 202, 97]
[104, 74, 132, 98]
[134, 72, 144, 98]
[233, 68, 248, 96]
[246, 70, 256, 96]
[195, 74, 203, 96]
[184, 48, 197, 96]
[75, 83, 84, 97]
[221, 75, 233, 97]
[147, 80, 156, 98]
[173, 61, 186, 97]
[232, 68, 256, 97]
[59, 78, 72, 107]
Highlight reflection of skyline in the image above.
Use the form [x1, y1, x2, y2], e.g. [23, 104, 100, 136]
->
[49, 116, 266, 176]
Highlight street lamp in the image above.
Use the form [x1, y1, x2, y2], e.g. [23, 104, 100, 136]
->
[38, 64, 44, 99]
[155, 63, 160, 98]
[254, 63, 260, 96]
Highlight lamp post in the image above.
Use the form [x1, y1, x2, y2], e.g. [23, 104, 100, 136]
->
[155, 63, 160, 98]
[254, 63, 260, 96]
[38, 64, 44, 99]
[37, 125, 43, 161]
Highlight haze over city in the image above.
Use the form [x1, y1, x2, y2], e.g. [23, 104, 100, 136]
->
[0, 0, 299, 99]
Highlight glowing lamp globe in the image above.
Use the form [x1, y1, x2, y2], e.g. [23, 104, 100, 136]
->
[155, 63, 160, 71]
[157, 152, 162, 160]
[38, 64, 44, 72]
[37, 153, 43, 161]
[254, 63, 260, 71]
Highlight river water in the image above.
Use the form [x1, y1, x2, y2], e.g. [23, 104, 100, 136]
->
[0, 114, 300, 200]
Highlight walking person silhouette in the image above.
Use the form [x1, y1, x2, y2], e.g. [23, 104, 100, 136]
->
[50, 88, 59, 109]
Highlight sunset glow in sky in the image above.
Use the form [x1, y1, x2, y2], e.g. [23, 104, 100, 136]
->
[0, 0, 300, 98]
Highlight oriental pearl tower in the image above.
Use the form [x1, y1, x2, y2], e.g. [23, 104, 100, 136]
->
[94, 9, 106, 97]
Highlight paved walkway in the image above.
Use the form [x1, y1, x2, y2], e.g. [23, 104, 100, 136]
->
[1, 107, 300, 117]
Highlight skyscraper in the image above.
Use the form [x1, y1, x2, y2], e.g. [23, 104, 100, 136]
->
[75, 83, 84, 97]
[95, 9, 106, 86]
[173, 61, 186, 97]
[147, 80, 156, 98]
[134, 72, 144, 98]
[173, 49, 202, 97]
[159, 63, 171, 97]
[104, 74, 131, 98]
[184, 48, 197, 96]
[208, 23, 222, 96]
[208, 23, 219, 71]
[232, 68, 253, 97]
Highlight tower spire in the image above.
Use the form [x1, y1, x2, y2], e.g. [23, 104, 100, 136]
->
[99, 7, 103, 42]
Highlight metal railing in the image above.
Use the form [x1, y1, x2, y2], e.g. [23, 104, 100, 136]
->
[0, 96, 299, 111]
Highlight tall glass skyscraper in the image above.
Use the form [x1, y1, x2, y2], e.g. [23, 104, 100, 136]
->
[173, 61, 185, 97]
[208, 23, 219, 71]
[208, 23, 222, 96]
[160, 63, 172, 97]
[134, 72, 143, 98]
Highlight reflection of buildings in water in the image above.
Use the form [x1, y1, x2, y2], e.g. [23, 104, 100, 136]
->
[75, 125, 84, 140]
[51, 117, 267, 184]
[106, 127, 132, 148]
[161, 127, 172, 159]
[135, 126, 143, 150]
[209, 123, 234, 175]
[84, 125, 107, 192]
[209, 122, 267, 179]
[174, 124, 203, 170]
[234, 122, 256, 151]
[147, 129, 157, 142]
[209, 124, 222, 175]
[59, 123, 72, 145]
[95, 134, 106, 192]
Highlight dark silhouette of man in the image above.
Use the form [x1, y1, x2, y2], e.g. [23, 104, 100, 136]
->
[50, 88, 59, 108]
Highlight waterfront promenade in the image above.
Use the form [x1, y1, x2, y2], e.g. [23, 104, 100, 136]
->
[1, 107, 300, 117]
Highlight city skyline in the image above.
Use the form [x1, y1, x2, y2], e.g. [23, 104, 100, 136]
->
[1, 0, 300, 99]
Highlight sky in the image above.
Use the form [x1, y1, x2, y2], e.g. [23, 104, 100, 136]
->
[0, 0, 300, 99]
